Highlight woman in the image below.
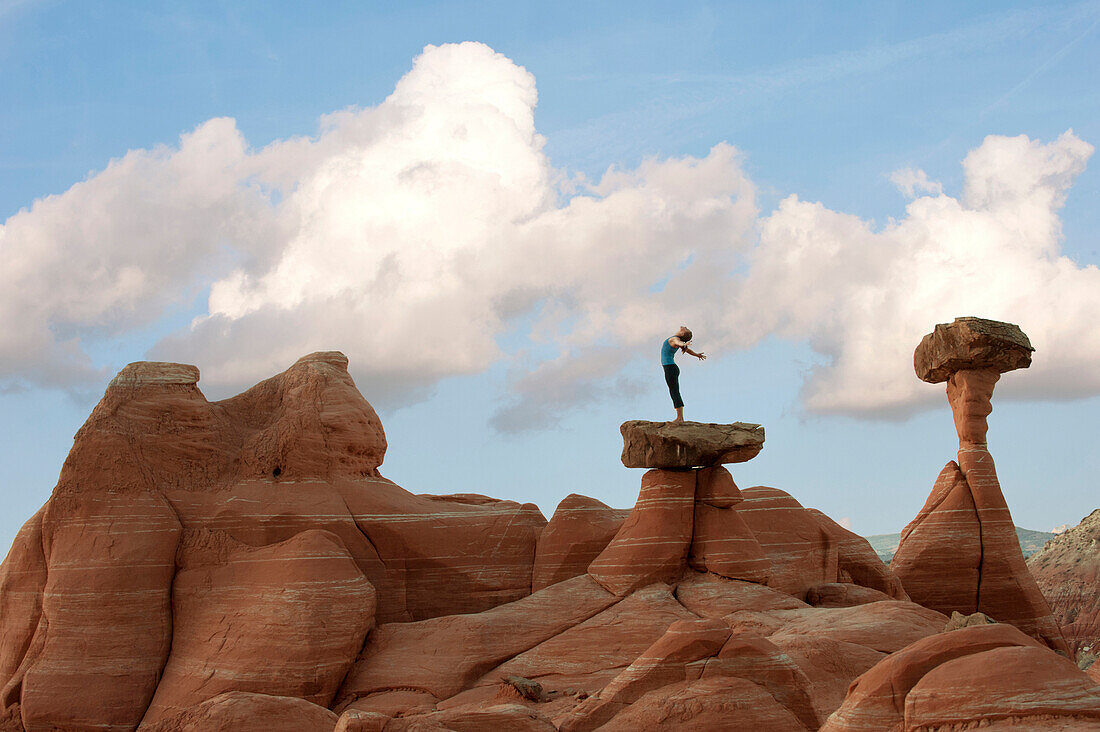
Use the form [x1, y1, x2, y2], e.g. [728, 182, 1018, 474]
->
[661, 326, 706, 422]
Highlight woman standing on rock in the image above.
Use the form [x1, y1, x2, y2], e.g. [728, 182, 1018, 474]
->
[662, 326, 705, 422]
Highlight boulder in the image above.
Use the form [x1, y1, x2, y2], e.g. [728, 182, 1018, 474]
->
[588, 469, 696, 596]
[140, 529, 375, 726]
[141, 691, 337, 732]
[943, 610, 997, 632]
[532, 494, 628, 591]
[335, 709, 391, 732]
[914, 316, 1033, 383]
[620, 421, 764, 468]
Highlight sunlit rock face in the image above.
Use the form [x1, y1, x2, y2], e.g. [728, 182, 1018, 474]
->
[0, 346, 1093, 731]
[893, 318, 1070, 655]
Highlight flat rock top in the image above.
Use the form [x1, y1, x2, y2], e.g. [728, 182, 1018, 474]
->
[620, 420, 765, 469]
[109, 361, 201, 388]
[914, 316, 1033, 383]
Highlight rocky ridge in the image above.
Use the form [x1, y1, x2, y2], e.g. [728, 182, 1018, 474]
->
[1028, 509, 1100, 661]
[0, 324, 1096, 731]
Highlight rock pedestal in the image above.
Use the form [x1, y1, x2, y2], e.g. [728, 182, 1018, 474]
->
[893, 317, 1069, 654]
[589, 423, 771, 596]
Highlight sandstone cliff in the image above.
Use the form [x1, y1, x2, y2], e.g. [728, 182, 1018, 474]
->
[0, 343, 1096, 731]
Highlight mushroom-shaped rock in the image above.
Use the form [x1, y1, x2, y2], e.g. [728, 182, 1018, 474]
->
[914, 316, 1033, 383]
[620, 421, 764, 469]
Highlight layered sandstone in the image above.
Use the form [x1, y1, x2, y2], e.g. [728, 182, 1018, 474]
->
[0, 353, 546, 731]
[0, 349, 1094, 731]
[822, 623, 1100, 731]
[1028, 509, 1100, 658]
[892, 318, 1069, 654]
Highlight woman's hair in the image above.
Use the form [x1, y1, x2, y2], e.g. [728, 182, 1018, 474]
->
[681, 328, 693, 342]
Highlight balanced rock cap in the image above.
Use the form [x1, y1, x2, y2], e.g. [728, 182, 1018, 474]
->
[620, 420, 764, 469]
[914, 316, 1034, 384]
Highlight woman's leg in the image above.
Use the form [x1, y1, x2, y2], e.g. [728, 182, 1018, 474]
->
[663, 364, 684, 420]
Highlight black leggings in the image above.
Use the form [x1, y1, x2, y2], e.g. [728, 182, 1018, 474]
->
[663, 363, 684, 408]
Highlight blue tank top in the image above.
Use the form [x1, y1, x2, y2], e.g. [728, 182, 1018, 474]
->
[661, 338, 679, 366]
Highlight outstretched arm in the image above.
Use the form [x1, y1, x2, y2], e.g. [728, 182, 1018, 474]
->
[670, 338, 706, 360]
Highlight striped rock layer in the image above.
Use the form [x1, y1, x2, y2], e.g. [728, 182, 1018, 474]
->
[1028, 508, 1100, 658]
[1, 349, 1093, 731]
[892, 366, 1069, 654]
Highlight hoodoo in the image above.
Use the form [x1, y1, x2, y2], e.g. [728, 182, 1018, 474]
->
[0, 350, 1096, 730]
[892, 317, 1069, 654]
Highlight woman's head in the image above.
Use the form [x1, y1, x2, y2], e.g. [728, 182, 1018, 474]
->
[678, 326, 692, 342]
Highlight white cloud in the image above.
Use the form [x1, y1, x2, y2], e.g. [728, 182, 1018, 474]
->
[889, 168, 943, 198]
[1, 42, 1098, 429]
[736, 130, 1098, 416]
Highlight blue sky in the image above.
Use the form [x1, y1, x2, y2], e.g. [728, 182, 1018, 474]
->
[2, 1, 1099, 553]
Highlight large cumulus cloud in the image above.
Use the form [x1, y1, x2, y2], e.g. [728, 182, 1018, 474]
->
[1, 41, 1096, 425]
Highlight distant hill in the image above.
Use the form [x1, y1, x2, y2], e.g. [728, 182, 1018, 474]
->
[866, 526, 1055, 564]
[1028, 509, 1100, 659]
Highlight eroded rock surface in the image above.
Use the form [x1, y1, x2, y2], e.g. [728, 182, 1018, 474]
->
[0, 347, 1091, 731]
[894, 319, 1069, 654]
[1029, 509, 1100, 659]
[620, 420, 764, 468]
[914, 316, 1033, 383]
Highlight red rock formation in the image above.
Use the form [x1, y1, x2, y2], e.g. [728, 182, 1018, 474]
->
[893, 318, 1069, 654]
[904, 645, 1100, 728]
[687, 469, 771, 582]
[557, 618, 732, 731]
[140, 530, 375, 726]
[823, 623, 1100, 731]
[1029, 509, 1100, 658]
[587, 469, 696, 596]
[0, 354, 546, 730]
[142, 691, 338, 732]
[532, 494, 628, 591]
[1, 345, 1091, 731]
[337, 574, 616, 704]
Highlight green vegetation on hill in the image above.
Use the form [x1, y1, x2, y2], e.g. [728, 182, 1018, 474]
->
[865, 527, 1055, 564]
